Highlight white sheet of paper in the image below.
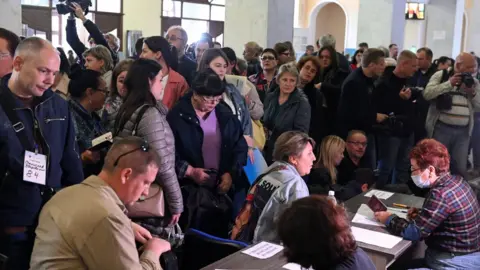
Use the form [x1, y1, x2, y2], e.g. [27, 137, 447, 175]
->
[351, 226, 403, 249]
[364, 189, 394, 200]
[241, 241, 283, 259]
[23, 150, 47, 185]
[352, 204, 385, 227]
[387, 207, 408, 219]
[283, 263, 313, 270]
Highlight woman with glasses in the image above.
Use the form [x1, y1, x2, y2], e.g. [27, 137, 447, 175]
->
[114, 58, 183, 225]
[102, 59, 134, 131]
[197, 49, 254, 161]
[263, 62, 311, 165]
[140, 36, 189, 109]
[68, 69, 108, 177]
[248, 48, 279, 103]
[274, 42, 293, 66]
[167, 69, 248, 237]
[316, 46, 350, 135]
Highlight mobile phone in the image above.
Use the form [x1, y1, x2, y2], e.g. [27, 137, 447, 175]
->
[367, 195, 387, 212]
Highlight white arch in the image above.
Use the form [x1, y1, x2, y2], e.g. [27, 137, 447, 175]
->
[308, 0, 349, 49]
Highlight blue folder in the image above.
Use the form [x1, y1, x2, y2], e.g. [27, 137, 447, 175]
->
[243, 148, 268, 185]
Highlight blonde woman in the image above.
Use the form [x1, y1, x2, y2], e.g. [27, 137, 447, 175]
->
[308, 135, 371, 201]
[82, 45, 114, 90]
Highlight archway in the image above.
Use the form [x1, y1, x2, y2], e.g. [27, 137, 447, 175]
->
[309, 0, 347, 53]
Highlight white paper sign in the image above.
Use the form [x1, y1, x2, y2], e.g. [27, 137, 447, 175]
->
[241, 241, 283, 259]
[351, 226, 403, 249]
[433, 30, 446, 40]
[23, 150, 47, 185]
[364, 189, 394, 200]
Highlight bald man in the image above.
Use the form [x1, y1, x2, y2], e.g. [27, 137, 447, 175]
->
[31, 137, 171, 270]
[0, 37, 83, 270]
[424, 52, 480, 174]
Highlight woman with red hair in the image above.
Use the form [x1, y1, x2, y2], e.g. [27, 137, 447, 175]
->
[375, 139, 480, 269]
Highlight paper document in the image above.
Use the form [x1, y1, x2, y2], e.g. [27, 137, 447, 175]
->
[283, 263, 313, 270]
[241, 241, 283, 259]
[364, 189, 394, 200]
[387, 207, 408, 219]
[351, 226, 403, 249]
[352, 204, 385, 227]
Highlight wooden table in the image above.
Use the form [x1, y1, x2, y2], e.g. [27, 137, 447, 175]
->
[203, 190, 426, 270]
[344, 190, 425, 270]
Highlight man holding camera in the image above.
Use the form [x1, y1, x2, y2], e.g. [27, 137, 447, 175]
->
[424, 52, 480, 174]
[373, 50, 418, 188]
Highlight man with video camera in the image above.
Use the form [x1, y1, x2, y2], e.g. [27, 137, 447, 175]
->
[424, 52, 480, 175]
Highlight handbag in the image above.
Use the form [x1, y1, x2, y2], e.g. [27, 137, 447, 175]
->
[126, 105, 165, 217]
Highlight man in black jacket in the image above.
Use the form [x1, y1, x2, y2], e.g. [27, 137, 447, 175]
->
[336, 48, 386, 168]
[0, 37, 83, 270]
[166, 25, 197, 85]
[373, 50, 418, 188]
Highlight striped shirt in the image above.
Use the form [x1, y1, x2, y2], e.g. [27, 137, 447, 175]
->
[386, 174, 480, 253]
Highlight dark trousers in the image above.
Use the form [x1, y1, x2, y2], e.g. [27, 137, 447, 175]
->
[0, 231, 35, 270]
[376, 134, 413, 188]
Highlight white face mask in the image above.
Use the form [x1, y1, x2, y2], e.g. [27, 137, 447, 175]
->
[411, 169, 430, 188]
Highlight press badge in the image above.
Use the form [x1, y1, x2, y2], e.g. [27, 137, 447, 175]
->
[23, 150, 47, 185]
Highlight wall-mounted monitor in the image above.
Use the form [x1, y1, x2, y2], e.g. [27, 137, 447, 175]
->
[405, 3, 425, 20]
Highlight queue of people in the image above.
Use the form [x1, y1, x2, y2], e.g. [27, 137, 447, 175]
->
[0, 9, 480, 269]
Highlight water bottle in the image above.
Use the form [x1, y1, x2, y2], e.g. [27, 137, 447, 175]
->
[327, 190, 337, 205]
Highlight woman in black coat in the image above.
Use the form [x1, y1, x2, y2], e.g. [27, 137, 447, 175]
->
[166, 69, 248, 237]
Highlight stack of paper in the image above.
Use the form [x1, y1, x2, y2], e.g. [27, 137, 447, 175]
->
[351, 226, 403, 249]
[364, 189, 394, 199]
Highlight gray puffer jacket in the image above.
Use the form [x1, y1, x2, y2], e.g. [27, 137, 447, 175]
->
[116, 102, 183, 214]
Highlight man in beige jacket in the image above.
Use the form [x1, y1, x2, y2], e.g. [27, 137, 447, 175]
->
[30, 137, 170, 270]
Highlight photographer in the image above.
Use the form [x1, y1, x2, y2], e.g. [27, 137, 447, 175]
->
[66, 2, 119, 66]
[373, 50, 418, 189]
[424, 52, 480, 174]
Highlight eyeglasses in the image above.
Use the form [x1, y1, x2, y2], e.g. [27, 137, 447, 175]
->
[261, 56, 276, 61]
[410, 167, 421, 173]
[201, 95, 222, 104]
[96, 87, 109, 95]
[166, 35, 184, 42]
[113, 140, 149, 167]
[347, 141, 368, 147]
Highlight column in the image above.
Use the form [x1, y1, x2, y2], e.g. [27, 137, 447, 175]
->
[0, 0, 22, 35]
[224, 0, 295, 57]
[425, 0, 464, 58]
[357, 0, 406, 49]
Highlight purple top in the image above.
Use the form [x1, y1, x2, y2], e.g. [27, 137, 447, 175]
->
[199, 109, 221, 171]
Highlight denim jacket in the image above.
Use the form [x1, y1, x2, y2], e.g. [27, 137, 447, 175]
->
[253, 161, 309, 243]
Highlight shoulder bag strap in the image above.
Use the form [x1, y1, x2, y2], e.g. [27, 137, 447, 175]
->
[131, 105, 151, 136]
[0, 88, 35, 151]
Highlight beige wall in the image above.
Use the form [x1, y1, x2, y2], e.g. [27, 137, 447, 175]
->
[123, 0, 162, 51]
[315, 3, 346, 52]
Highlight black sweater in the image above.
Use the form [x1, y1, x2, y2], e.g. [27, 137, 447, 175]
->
[373, 72, 415, 137]
[336, 68, 377, 139]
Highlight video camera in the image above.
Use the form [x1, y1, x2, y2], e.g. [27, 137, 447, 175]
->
[460, 72, 475, 88]
[56, 0, 92, 15]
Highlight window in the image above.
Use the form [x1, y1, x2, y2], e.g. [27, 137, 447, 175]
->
[163, 0, 181, 17]
[161, 0, 225, 45]
[97, 0, 121, 13]
[22, 0, 49, 6]
[183, 2, 210, 20]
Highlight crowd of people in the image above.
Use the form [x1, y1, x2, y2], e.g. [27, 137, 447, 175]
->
[0, 4, 479, 270]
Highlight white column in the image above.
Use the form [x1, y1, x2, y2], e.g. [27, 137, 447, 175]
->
[357, 0, 406, 48]
[425, 0, 461, 58]
[452, 0, 465, 56]
[0, 0, 22, 35]
[224, 0, 294, 57]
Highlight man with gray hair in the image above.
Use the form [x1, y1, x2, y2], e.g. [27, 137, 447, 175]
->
[166, 25, 196, 84]
[424, 52, 480, 174]
[0, 37, 83, 270]
[316, 34, 351, 72]
[31, 137, 171, 270]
